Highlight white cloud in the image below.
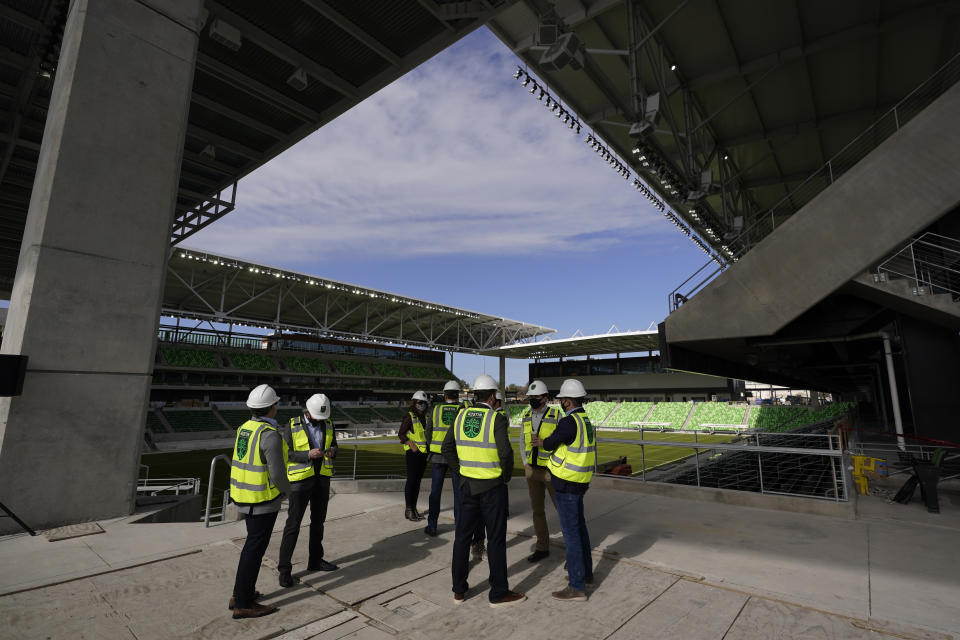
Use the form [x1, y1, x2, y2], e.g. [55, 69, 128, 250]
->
[191, 28, 668, 264]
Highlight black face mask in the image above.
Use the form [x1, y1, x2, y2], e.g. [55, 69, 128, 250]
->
[529, 397, 543, 409]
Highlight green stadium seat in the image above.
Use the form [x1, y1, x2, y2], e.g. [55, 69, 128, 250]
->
[334, 360, 367, 376]
[217, 409, 253, 428]
[689, 402, 747, 430]
[374, 406, 408, 422]
[584, 401, 618, 425]
[342, 406, 381, 423]
[508, 404, 527, 425]
[162, 347, 220, 368]
[605, 402, 654, 427]
[646, 402, 694, 429]
[284, 357, 327, 374]
[162, 410, 229, 433]
[144, 410, 167, 433]
[229, 352, 276, 371]
[371, 363, 403, 377]
[748, 406, 808, 432]
[406, 365, 449, 379]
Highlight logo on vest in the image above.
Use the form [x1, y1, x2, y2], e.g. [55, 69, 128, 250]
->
[584, 418, 594, 443]
[463, 412, 483, 438]
[441, 405, 458, 426]
[236, 428, 252, 459]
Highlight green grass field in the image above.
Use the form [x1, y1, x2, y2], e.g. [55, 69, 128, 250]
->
[141, 429, 736, 494]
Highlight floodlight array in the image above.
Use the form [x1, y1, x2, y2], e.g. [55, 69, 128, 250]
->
[585, 134, 631, 180]
[513, 66, 582, 134]
[632, 143, 682, 199]
[631, 178, 665, 212]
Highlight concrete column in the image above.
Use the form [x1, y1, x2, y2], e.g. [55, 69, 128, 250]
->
[0, 0, 203, 533]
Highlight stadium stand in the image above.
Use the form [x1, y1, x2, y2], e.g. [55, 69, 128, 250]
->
[584, 401, 618, 425]
[804, 402, 855, 423]
[406, 365, 449, 379]
[647, 402, 694, 429]
[334, 360, 368, 376]
[604, 402, 654, 427]
[748, 406, 809, 432]
[330, 405, 354, 423]
[228, 352, 276, 371]
[508, 404, 527, 425]
[275, 408, 302, 425]
[689, 402, 747, 430]
[283, 356, 327, 374]
[370, 363, 403, 377]
[341, 406, 381, 423]
[162, 347, 219, 368]
[162, 410, 228, 433]
[144, 409, 168, 433]
[216, 409, 252, 428]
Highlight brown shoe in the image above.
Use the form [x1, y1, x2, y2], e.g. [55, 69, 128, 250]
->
[489, 590, 526, 608]
[453, 592, 465, 605]
[552, 586, 587, 602]
[232, 602, 278, 619]
[227, 591, 263, 610]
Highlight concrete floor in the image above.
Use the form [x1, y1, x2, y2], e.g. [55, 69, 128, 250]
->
[0, 483, 957, 640]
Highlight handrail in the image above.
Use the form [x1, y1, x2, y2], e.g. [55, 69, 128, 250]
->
[668, 51, 960, 314]
[204, 454, 232, 527]
[877, 232, 960, 298]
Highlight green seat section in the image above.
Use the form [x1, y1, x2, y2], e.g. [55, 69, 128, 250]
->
[229, 352, 276, 371]
[163, 347, 219, 368]
[217, 409, 253, 428]
[275, 409, 302, 425]
[605, 402, 654, 427]
[374, 406, 407, 421]
[508, 404, 527, 425]
[371, 362, 403, 377]
[334, 360, 367, 376]
[584, 401, 618, 425]
[163, 410, 228, 432]
[342, 407, 380, 423]
[145, 410, 167, 433]
[646, 402, 694, 429]
[406, 365, 448, 379]
[284, 357, 327, 374]
[800, 402, 855, 425]
[748, 406, 809, 432]
[689, 403, 747, 430]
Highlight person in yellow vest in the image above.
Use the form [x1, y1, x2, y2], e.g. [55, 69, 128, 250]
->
[276, 393, 339, 588]
[532, 378, 596, 602]
[229, 384, 291, 619]
[398, 390, 429, 521]
[424, 381, 469, 536]
[521, 379, 562, 563]
[441, 374, 526, 608]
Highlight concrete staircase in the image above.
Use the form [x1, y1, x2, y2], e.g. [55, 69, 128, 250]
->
[847, 271, 960, 329]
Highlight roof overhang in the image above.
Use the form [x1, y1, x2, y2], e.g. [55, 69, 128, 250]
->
[479, 329, 659, 359]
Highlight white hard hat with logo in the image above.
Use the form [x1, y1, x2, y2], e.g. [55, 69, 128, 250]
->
[412, 390, 428, 402]
[556, 379, 587, 398]
[247, 383, 279, 409]
[471, 374, 498, 391]
[527, 380, 549, 396]
[306, 393, 331, 420]
[443, 380, 461, 392]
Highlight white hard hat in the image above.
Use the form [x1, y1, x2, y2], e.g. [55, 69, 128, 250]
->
[556, 379, 587, 398]
[443, 380, 461, 392]
[412, 390, 428, 402]
[471, 374, 498, 391]
[247, 384, 279, 409]
[305, 393, 331, 420]
[527, 380, 548, 396]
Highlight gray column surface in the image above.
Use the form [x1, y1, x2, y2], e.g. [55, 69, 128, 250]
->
[0, 0, 204, 533]
[665, 81, 960, 344]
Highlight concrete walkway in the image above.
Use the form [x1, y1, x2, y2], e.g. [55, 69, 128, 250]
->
[0, 482, 957, 640]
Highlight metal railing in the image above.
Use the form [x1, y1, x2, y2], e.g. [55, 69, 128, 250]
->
[204, 454, 232, 527]
[876, 232, 960, 300]
[670, 52, 960, 314]
[136, 477, 200, 496]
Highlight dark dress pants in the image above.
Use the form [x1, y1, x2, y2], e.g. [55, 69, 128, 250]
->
[232, 510, 278, 608]
[451, 482, 508, 602]
[278, 475, 331, 572]
[404, 450, 428, 509]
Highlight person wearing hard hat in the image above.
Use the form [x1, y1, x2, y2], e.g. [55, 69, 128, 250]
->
[423, 381, 468, 536]
[276, 393, 339, 588]
[228, 384, 291, 619]
[521, 379, 562, 563]
[531, 378, 597, 602]
[441, 374, 526, 608]
[398, 390, 430, 521]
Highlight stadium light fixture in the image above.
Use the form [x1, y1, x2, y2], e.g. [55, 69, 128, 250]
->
[513, 66, 523, 80]
[670, 64, 677, 71]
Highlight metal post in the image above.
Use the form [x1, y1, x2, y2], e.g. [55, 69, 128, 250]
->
[881, 333, 906, 451]
[757, 453, 764, 494]
[640, 444, 646, 480]
[827, 160, 834, 183]
[829, 433, 839, 502]
[204, 454, 230, 527]
[694, 430, 700, 486]
[352, 444, 358, 479]
[893, 106, 900, 130]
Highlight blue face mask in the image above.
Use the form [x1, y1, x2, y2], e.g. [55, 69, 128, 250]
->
[416, 402, 427, 412]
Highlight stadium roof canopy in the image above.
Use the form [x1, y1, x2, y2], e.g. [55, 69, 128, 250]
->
[164, 247, 555, 353]
[480, 329, 659, 359]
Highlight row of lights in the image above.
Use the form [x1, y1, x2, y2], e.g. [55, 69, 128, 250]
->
[586, 134, 631, 179]
[513, 67, 582, 134]
[632, 143, 682, 199]
[178, 252, 481, 319]
[632, 179, 665, 212]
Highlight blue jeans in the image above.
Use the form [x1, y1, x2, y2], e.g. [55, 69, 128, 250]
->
[555, 490, 593, 591]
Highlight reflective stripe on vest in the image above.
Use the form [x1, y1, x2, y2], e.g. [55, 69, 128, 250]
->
[403, 412, 427, 452]
[286, 416, 335, 481]
[230, 420, 281, 504]
[547, 411, 596, 484]
[454, 406, 501, 479]
[521, 406, 561, 465]
[429, 403, 461, 454]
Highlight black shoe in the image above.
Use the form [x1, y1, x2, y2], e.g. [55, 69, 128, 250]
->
[227, 591, 262, 610]
[411, 508, 426, 521]
[527, 549, 550, 563]
[424, 526, 438, 537]
[279, 571, 295, 588]
[308, 559, 338, 571]
[404, 507, 424, 521]
[232, 602, 278, 619]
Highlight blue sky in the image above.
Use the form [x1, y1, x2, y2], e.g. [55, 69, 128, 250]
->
[186, 27, 709, 386]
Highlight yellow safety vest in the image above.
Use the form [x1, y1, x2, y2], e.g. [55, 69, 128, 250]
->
[230, 419, 282, 504]
[548, 410, 596, 484]
[454, 406, 501, 480]
[429, 403, 461, 454]
[403, 411, 427, 452]
[521, 405, 562, 466]
[286, 415, 335, 482]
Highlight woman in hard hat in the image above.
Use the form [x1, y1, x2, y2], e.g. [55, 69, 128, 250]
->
[398, 390, 430, 521]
